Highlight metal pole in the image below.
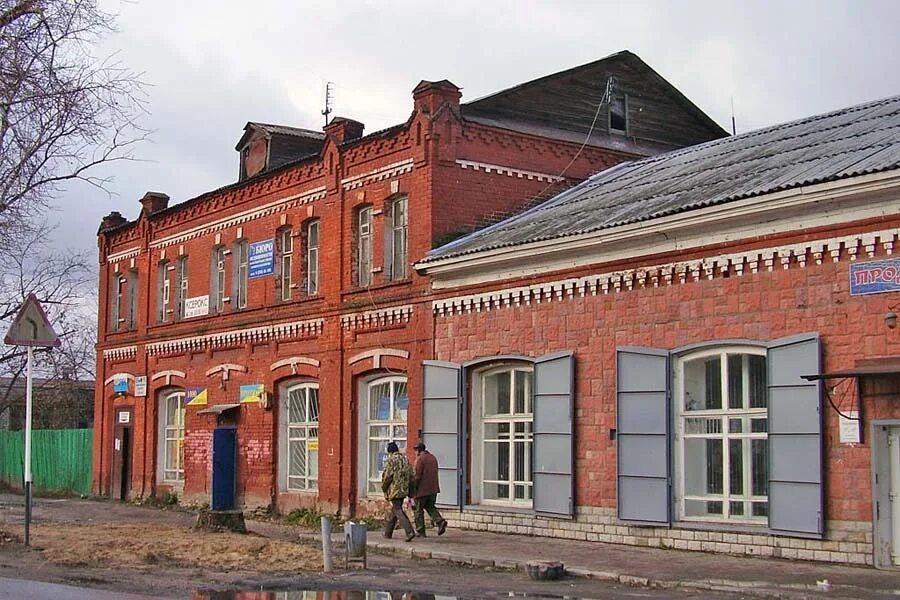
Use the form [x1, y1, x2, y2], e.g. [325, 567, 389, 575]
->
[889, 431, 900, 566]
[321, 516, 333, 572]
[24, 346, 33, 546]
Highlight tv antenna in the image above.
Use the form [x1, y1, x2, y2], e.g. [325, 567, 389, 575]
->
[731, 96, 737, 135]
[322, 81, 334, 126]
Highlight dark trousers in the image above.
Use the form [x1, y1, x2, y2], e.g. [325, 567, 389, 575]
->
[413, 493, 445, 535]
[384, 497, 414, 538]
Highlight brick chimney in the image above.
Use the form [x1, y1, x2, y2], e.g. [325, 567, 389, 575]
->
[139, 191, 170, 215]
[323, 117, 365, 144]
[412, 80, 461, 115]
[99, 211, 127, 231]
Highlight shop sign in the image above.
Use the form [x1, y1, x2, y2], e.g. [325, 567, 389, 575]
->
[113, 376, 129, 394]
[183, 295, 209, 318]
[248, 240, 275, 278]
[186, 387, 208, 406]
[134, 376, 147, 397]
[849, 258, 900, 296]
[240, 384, 265, 403]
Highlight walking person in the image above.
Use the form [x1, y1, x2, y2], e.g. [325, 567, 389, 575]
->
[411, 441, 448, 537]
[381, 441, 416, 542]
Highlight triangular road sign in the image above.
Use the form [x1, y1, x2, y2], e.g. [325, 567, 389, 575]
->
[4, 293, 61, 347]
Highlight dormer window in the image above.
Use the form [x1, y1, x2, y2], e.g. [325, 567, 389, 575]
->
[609, 95, 627, 134]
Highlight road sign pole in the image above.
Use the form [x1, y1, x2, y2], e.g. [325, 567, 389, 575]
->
[24, 346, 33, 546]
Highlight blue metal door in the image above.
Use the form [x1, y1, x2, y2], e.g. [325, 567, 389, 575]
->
[212, 427, 237, 510]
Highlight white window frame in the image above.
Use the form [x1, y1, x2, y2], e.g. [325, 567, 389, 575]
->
[675, 346, 768, 525]
[278, 227, 293, 301]
[110, 272, 124, 332]
[175, 256, 188, 319]
[359, 376, 408, 497]
[126, 269, 138, 330]
[306, 220, 319, 296]
[473, 365, 534, 507]
[157, 390, 186, 483]
[233, 240, 248, 309]
[388, 197, 408, 281]
[211, 245, 226, 313]
[280, 381, 319, 492]
[357, 206, 372, 287]
[157, 260, 170, 323]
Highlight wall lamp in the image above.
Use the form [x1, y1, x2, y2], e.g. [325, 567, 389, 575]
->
[886, 303, 899, 329]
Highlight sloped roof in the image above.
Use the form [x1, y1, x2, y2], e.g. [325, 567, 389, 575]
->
[235, 122, 325, 150]
[424, 94, 900, 262]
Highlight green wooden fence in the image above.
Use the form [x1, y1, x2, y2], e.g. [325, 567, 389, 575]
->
[0, 429, 92, 495]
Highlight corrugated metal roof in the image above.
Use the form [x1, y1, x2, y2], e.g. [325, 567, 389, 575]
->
[425, 95, 900, 262]
[247, 122, 325, 140]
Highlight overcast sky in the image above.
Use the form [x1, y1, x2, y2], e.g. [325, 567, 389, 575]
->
[56, 0, 900, 258]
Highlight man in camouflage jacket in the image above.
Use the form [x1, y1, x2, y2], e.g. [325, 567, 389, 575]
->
[381, 441, 416, 541]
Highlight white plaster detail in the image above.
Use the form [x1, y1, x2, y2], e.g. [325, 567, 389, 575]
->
[340, 304, 413, 330]
[456, 159, 563, 183]
[270, 356, 320, 374]
[349, 348, 410, 370]
[206, 363, 247, 382]
[106, 247, 142, 263]
[341, 159, 415, 191]
[145, 318, 324, 355]
[150, 370, 186, 386]
[150, 186, 327, 249]
[432, 228, 900, 317]
[104, 372, 136, 386]
[103, 346, 138, 361]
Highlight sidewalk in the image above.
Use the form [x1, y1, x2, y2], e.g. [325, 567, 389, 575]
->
[296, 522, 900, 599]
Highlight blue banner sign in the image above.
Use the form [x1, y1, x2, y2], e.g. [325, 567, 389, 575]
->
[849, 258, 900, 296]
[248, 239, 274, 278]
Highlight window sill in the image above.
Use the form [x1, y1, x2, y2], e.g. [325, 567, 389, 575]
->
[462, 503, 535, 516]
[342, 278, 413, 300]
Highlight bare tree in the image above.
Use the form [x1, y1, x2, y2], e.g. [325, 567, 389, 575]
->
[1, 0, 147, 224]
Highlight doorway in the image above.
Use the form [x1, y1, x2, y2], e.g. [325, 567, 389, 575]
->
[111, 408, 133, 501]
[872, 421, 900, 568]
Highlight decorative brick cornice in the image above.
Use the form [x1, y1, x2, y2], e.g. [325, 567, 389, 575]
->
[150, 186, 327, 249]
[433, 228, 899, 316]
[145, 318, 324, 356]
[106, 248, 142, 264]
[340, 304, 413, 330]
[456, 159, 563, 183]
[103, 346, 137, 361]
[341, 159, 414, 191]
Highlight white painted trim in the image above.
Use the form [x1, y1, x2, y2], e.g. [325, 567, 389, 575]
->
[349, 348, 410, 370]
[271, 356, 320, 374]
[431, 227, 899, 317]
[340, 304, 413, 330]
[341, 159, 414, 191]
[421, 171, 900, 287]
[150, 186, 327, 249]
[456, 159, 563, 183]
[106, 247, 142, 263]
[104, 372, 135, 386]
[145, 318, 324, 355]
[149, 370, 186, 387]
[103, 346, 137, 361]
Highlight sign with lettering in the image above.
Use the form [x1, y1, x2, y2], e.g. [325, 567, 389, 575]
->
[849, 258, 900, 296]
[249, 240, 275, 278]
[186, 387, 208, 406]
[113, 376, 129, 394]
[240, 384, 265, 403]
[183, 295, 209, 318]
[134, 376, 147, 397]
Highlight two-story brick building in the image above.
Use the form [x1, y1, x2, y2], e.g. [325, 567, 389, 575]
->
[417, 94, 900, 567]
[94, 51, 727, 516]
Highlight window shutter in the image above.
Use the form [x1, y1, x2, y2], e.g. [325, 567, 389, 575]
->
[767, 333, 823, 537]
[616, 347, 671, 524]
[532, 351, 575, 517]
[422, 361, 462, 507]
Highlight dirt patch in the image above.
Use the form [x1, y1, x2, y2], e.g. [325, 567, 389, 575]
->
[0, 522, 322, 572]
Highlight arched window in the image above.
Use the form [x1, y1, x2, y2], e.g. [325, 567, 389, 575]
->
[476, 365, 533, 505]
[362, 376, 408, 496]
[157, 389, 186, 482]
[280, 382, 319, 491]
[676, 347, 768, 523]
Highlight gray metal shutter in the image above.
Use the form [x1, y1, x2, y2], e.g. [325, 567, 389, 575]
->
[767, 333, 823, 537]
[616, 347, 671, 524]
[422, 361, 462, 507]
[532, 351, 574, 517]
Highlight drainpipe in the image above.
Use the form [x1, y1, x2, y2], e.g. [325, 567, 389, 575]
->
[889, 431, 900, 566]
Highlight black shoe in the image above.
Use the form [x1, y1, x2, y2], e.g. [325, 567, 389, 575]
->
[383, 533, 393, 539]
[417, 531, 427, 538]
[405, 532, 416, 542]
[437, 521, 447, 536]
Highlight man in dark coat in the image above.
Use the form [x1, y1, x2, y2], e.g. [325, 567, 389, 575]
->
[381, 441, 416, 542]
[411, 441, 447, 537]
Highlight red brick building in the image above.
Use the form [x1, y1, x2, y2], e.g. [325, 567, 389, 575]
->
[417, 95, 900, 567]
[93, 52, 726, 516]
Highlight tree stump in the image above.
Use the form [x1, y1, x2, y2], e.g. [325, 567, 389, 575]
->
[194, 509, 247, 534]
